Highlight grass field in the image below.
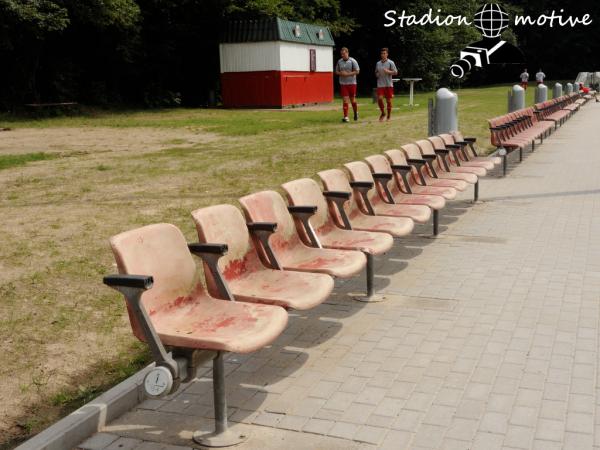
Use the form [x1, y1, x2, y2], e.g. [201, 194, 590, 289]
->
[0, 84, 540, 447]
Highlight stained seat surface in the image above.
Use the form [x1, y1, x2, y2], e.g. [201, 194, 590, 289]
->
[364, 154, 447, 209]
[344, 161, 432, 224]
[239, 190, 366, 278]
[281, 178, 393, 255]
[317, 168, 415, 237]
[109, 223, 288, 354]
[192, 204, 333, 310]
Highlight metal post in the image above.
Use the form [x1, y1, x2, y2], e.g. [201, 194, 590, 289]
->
[427, 98, 435, 136]
[366, 252, 374, 297]
[193, 352, 247, 446]
[433, 209, 439, 236]
[519, 148, 523, 162]
[213, 353, 227, 434]
[503, 155, 507, 176]
[474, 181, 479, 202]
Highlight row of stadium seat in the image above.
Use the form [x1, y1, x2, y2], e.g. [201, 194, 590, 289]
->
[488, 92, 587, 175]
[101, 123, 560, 445]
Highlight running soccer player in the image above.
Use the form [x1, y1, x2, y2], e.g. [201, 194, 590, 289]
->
[375, 48, 398, 122]
[335, 47, 360, 122]
[519, 68, 529, 89]
[535, 68, 546, 85]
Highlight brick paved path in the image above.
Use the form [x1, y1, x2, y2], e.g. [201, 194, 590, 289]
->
[79, 102, 600, 450]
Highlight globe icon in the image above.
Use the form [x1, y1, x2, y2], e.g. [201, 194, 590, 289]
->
[473, 3, 510, 38]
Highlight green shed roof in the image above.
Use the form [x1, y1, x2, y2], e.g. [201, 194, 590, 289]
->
[222, 17, 335, 47]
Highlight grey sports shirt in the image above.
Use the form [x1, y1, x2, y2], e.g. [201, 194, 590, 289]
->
[336, 57, 360, 85]
[375, 59, 398, 87]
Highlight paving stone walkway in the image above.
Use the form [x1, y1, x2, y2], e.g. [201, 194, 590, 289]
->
[78, 101, 600, 450]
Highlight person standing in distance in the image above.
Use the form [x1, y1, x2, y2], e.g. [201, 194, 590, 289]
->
[335, 47, 360, 123]
[535, 68, 546, 85]
[520, 68, 529, 89]
[375, 48, 398, 122]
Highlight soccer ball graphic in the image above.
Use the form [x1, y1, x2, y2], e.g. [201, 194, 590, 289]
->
[473, 3, 510, 38]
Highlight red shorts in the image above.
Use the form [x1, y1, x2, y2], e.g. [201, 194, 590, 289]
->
[520, 82, 528, 89]
[340, 84, 357, 98]
[377, 87, 394, 99]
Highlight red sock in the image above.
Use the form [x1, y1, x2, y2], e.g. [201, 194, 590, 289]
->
[343, 103, 349, 117]
[378, 98, 385, 114]
[351, 102, 358, 113]
[386, 100, 392, 117]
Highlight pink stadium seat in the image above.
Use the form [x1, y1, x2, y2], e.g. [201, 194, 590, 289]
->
[239, 190, 366, 278]
[449, 131, 502, 166]
[192, 204, 333, 310]
[438, 133, 497, 170]
[364, 154, 445, 235]
[104, 222, 288, 446]
[317, 168, 414, 237]
[344, 161, 432, 224]
[282, 177, 394, 300]
[426, 136, 488, 176]
[386, 148, 468, 195]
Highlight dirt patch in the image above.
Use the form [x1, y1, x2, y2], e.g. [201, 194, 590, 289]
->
[0, 127, 220, 156]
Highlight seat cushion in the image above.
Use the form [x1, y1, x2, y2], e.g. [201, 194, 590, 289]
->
[411, 184, 457, 199]
[392, 193, 445, 210]
[319, 227, 394, 255]
[350, 214, 414, 237]
[151, 289, 288, 353]
[436, 171, 478, 184]
[229, 269, 333, 310]
[373, 202, 431, 223]
[281, 246, 366, 278]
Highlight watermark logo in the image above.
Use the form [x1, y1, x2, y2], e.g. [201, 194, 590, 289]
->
[450, 3, 523, 78]
[383, 3, 592, 78]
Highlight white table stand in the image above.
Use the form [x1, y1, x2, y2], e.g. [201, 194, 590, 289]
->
[403, 77, 422, 107]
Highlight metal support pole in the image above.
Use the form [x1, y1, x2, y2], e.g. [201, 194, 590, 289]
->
[193, 352, 248, 447]
[366, 252, 374, 297]
[433, 209, 439, 236]
[350, 252, 385, 302]
[474, 181, 479, 202]
[213, 353, 227, 435]
[519, 148, 523, 162]
[503, 155, 507, 176]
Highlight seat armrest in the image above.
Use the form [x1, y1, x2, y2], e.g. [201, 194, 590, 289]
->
[434, 149, 450, 154]
[188, 243, 228, 255]
[433, 149, 451, 171]
[104, 274, 153, 290]
[246, 223, 281, 269]
[406, 158, 433, 183]
[445, 143, 462, 149]
[323, 190, 351, 200]
[349, 181, 375, 215]
[463, 137, 477, 142]
[454, 140, 468, 145]
[188, 242, 233, 300]
[103, 273, 178, 378]
[247, 222, 278, 232]
[288, 205, 317, 215]
[372, 173, 395, 203]
[349, 181, 374, 189]
[372, 172, 393, 181]
[287, 206, 321, 248]
[390, 165, 413, 193]
[323, 191, 352, 229]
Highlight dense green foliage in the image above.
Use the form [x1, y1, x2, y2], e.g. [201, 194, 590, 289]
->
[0, 0, 598, 109]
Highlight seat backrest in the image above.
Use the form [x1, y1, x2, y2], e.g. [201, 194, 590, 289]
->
[110, 223, 202, 340]
[281, 178, 329, 233]
[344, 161, 382, 208]
[317, 168, 362, 222]
[438, 134, 454, 146]
[399, 143, 422, 160]
[451, 131, 464, 142]
[365, 154, 402, 199]
[191, 204, 264, 291]
[428, 135, 446, 150]
[239, 190, 303, 254]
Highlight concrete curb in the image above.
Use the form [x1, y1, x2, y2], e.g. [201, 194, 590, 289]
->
[15, 364, 154, 450]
